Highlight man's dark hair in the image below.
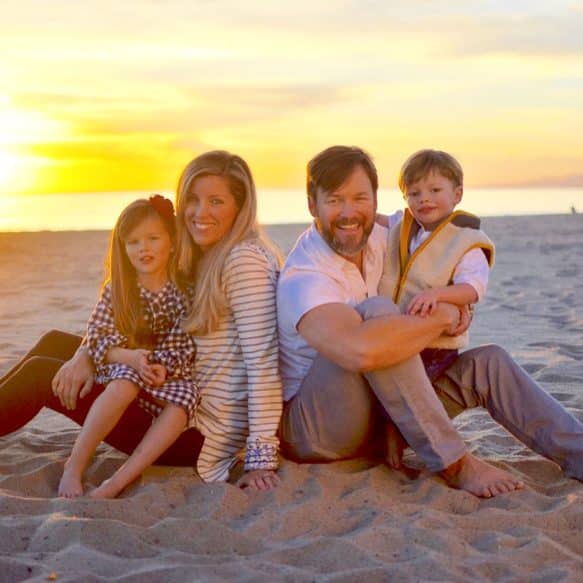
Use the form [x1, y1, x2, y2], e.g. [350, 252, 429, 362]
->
[307, 145, 378, 200]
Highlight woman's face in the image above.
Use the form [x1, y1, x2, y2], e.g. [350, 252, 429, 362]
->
[183, 175, 240, 252]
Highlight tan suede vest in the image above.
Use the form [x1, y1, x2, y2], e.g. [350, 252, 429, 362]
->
[378, 209, 495, 349]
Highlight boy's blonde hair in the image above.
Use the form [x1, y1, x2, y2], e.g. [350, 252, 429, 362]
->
[399, 149, 463, 194]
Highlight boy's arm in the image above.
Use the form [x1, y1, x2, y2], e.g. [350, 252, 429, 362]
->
[407, 284, 478, 318]
[433, 283, 479, 305]
[409, 247, 490, 317]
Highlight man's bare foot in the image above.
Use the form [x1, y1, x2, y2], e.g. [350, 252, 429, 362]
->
[58, 467, 84, 498]
[385, 422, 408, 470]
[440, 453, 524, 498]
[89, 476, 126, 499]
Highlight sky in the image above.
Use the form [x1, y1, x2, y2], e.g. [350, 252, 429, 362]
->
[1, 0, 583, 195]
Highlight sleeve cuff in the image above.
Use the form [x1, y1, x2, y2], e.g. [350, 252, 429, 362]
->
[244, 437, 279, 471]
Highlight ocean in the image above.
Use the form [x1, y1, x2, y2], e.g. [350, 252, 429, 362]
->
[1, 187, 582, 232]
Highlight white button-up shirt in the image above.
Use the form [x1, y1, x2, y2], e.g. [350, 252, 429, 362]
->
[277, 222, 388, 400]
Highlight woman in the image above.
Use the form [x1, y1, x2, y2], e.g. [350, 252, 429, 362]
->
[0, 151, 283, 492]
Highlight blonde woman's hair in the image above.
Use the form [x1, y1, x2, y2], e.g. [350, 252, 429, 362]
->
[174, 150, 281, 335]
[106, 198, 176, 348]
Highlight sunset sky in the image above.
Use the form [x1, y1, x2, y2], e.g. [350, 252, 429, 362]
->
[1, 0, 583, 195]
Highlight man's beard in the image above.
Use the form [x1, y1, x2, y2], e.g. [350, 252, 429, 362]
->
[318, 217, 374, 257]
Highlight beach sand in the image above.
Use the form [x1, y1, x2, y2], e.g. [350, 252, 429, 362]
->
[0, 215, 582, 582]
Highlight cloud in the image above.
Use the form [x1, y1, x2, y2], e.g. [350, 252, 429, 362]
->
[2, 0, 582, 60]
[444, 11, 583, 57]
[12, 84, 351, 136]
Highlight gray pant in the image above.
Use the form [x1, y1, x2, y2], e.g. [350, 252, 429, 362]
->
[280, 297, 583, 479]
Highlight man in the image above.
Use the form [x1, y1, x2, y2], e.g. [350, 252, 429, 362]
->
[277, 145, 583, 497]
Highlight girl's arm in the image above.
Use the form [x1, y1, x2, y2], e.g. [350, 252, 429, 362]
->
[223, 243, 282, 475]
[151, 329, 195, 379]
[86, 285, 129, 367]
[150, 290, 196, 379]
[105, 347, 150, 368]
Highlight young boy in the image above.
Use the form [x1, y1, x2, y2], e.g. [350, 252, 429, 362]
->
[379, 149, 495, 468]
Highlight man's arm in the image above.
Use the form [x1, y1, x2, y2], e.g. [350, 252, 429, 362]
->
[297, 301, 460, 373]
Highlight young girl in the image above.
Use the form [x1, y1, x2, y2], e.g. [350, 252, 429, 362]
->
[58, 196, 198, 499]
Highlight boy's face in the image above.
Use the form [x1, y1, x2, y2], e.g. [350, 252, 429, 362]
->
[404, 169, 463, 230]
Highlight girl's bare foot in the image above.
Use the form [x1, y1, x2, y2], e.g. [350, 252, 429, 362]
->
[440, 453, 524, 498]
[58, 467, 84, 498]
[385, 422, 408, 470]
[89, 476, 126, 499]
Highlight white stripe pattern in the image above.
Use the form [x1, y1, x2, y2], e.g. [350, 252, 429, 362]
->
[189, 241, 283, 482]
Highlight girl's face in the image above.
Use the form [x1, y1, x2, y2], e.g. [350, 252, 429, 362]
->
[124, 214, 173, 283]
[183, 175, 240, 253]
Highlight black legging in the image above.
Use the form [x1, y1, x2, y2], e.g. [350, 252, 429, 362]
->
[0, 330, 204, 466]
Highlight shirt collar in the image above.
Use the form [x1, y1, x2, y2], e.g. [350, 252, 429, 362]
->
[137, 280, 172, 300]
[307, 221, 385, 289]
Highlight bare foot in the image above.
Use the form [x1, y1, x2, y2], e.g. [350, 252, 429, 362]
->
[440, 453, 525, 498]
[58, 467, 84, 498]
[89, 477, 126, 499]
[385, 422, 408, 470]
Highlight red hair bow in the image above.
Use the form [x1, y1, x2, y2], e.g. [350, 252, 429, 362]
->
[148, 195, 175, 221]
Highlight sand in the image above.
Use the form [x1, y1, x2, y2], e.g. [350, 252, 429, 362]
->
[0, 215, 582, 582]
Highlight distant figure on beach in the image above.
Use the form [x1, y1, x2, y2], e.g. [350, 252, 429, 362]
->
[58, 196, 199, 498]
[0, 151, 283, 494]
[378, 150, 494, 468]
[277, 145, 583, 498]
[570, 205, 577, 214]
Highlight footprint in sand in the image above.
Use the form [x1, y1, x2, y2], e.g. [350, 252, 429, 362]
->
[521, 363, 546, 374]
[537, 372, 581, 383]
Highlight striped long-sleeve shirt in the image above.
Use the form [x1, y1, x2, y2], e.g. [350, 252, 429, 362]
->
[189, 240, 283, 482]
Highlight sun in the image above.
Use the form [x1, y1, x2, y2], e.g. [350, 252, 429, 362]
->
[0, 100, 70, 194]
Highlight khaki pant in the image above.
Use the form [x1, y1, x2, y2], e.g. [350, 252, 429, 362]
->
[280, 297, 583, 479]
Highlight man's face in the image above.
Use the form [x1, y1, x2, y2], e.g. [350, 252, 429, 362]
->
[308, 165, 377, 261]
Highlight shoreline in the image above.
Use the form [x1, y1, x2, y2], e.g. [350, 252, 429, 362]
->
[0, 210, 581, 234]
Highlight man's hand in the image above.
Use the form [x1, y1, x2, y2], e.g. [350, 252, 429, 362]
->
[433, 302, 462, 336]
[236, 469, 280, 491]
[51, 348, 95, 410]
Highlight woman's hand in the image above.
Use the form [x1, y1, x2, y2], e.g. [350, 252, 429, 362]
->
[236, 469, 281, 491]
[51, 347, 95, 410]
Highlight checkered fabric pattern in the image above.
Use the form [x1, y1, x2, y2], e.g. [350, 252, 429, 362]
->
[86, 281, 199, 419]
